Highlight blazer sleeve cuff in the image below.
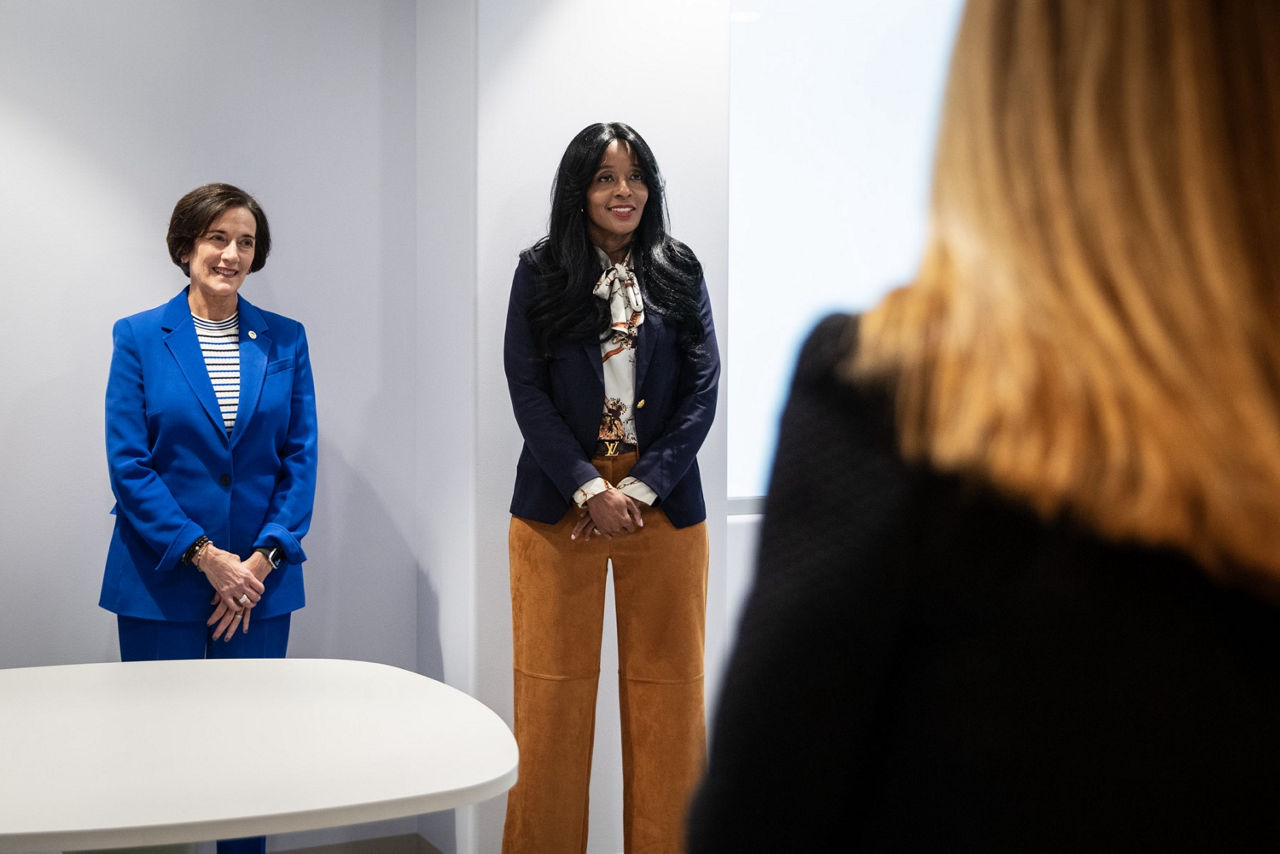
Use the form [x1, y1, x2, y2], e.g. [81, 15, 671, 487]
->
[257, 522, 308, 565]
[159, 520, 205, 573]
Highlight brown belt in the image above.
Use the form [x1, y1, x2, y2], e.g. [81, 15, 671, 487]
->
[595, 440, 638, 457]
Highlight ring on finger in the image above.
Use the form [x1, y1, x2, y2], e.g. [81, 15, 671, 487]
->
[238, 594, 250, 605]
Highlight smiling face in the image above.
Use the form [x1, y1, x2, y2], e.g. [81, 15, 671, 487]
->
[585, 140, 649, 262]
[182, 206, 257, 319]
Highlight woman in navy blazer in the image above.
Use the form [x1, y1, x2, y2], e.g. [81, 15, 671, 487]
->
[502, 123, 719, 853]
[100, 185, 316, 854]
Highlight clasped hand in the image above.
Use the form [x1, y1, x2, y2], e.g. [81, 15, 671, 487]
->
[196, 544, 269, 641]
[572, 486, 645, 541]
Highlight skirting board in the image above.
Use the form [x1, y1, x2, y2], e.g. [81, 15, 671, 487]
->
[66, 834, 442, 854]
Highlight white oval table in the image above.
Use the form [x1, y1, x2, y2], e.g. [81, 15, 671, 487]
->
[0, 658, 517, 853]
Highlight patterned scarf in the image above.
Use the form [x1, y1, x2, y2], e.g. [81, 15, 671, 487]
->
[593, 256, 645, 359]
[593, 253, 644, 445]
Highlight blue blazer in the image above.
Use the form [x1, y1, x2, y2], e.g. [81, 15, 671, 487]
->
[100, 289, 318, 622]
[504, 257, 719, 528]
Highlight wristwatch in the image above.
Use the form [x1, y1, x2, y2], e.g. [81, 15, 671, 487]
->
[255, 545, 283, 569]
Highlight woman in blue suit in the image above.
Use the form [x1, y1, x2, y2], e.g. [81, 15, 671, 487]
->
[100, 183, 317, 853]
[502, 123, 719, 853]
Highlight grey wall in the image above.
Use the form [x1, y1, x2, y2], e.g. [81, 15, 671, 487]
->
[0, 2, 731, 853]
[0, 0, 422, 670]
[1, 0, 425, 847]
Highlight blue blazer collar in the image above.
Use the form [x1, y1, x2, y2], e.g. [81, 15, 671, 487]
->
[160, 288, 273, 446]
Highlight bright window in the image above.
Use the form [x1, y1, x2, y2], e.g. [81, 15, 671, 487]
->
[728, 0, 964, 498]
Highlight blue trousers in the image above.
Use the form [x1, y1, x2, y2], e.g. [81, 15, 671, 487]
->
[117, 613, 292, 854]
[117, 613, 291, 661]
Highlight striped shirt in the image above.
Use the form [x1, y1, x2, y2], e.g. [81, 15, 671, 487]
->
[193, 313, 240, 435]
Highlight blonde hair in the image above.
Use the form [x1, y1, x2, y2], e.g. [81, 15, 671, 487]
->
[853, 0, 1280, 587]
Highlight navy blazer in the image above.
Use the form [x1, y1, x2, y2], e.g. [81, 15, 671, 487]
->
[504, 256, 719, 528]
[100, 289, 318, 622]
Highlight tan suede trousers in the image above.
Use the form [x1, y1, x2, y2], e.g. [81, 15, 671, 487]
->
[503, 454, 709, 854]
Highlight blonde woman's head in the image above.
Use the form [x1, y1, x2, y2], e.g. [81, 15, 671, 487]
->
[856, 0, 1280, 587]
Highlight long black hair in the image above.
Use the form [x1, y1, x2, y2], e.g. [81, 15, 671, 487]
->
[521, 122, 708, 356]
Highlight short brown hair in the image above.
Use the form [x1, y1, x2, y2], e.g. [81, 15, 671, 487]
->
[167, 183, 271, 276]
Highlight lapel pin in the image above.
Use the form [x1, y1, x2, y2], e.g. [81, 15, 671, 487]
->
[248, 330, 258, 340]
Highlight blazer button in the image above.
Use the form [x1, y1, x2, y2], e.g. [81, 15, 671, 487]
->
[636, 399, 646, 409]
[219, 474, 232, 487]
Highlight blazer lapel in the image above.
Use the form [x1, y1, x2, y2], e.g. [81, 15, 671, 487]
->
[583, 311, 661, 392]
[583, 338, 606, 388]
[634, 311, 662, 393]
[231, 297, 270, 449]
[161, 291, 226, 442]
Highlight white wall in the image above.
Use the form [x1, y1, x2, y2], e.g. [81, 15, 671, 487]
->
[414, 1, 479, 849]
[0, 1, 731, 853]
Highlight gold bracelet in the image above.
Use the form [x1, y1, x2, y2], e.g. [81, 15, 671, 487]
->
[192, 539, 212, 571]
[183, 535, 210, 566]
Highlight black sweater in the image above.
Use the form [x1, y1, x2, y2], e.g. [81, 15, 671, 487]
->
[689, 314, 1280, 852]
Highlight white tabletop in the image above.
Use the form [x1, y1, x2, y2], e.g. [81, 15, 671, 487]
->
[0, 658, 518, 853]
